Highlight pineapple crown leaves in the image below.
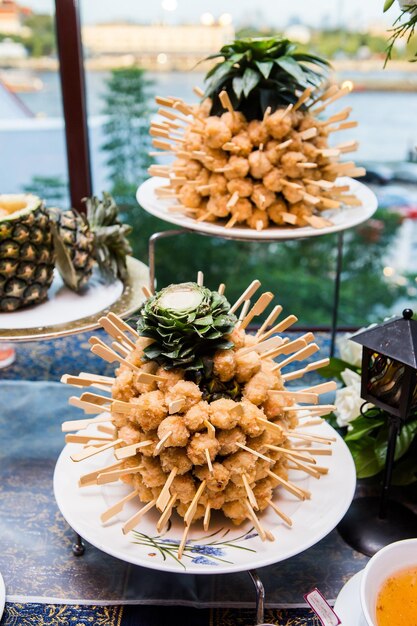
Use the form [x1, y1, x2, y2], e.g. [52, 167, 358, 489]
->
[83, 192, 132, 282]
[202, 37, 331, 118]
[136, 282, 237, 371]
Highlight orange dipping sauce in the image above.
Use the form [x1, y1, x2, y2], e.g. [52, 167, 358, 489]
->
[376, 566, 417, 626]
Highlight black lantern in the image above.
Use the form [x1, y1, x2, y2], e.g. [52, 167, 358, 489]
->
[338, 309, 417, 556]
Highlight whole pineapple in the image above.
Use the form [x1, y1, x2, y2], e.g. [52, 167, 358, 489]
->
[50, 192, 132, 292]
[0, 194, 55, 312]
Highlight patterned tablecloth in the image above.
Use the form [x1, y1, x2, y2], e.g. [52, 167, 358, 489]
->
[0, 332, 367, 625]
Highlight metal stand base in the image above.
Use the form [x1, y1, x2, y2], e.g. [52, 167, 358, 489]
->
[337, 496, 417, 557]
[72, 532, 85, 556]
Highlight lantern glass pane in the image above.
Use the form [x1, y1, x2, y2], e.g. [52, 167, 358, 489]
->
[367, 352, 405, 409]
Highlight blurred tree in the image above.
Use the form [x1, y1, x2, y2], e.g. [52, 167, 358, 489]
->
[23, 175, 68, 207]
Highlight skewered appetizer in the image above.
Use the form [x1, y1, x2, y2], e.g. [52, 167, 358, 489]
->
[0, 192, 132, 312]
[62, 277, 337, 559]
[148, 37, 364, 231]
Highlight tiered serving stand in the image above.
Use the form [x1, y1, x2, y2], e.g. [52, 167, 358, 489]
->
[138, 175, 378, 357]
[53, 176, 377, 625]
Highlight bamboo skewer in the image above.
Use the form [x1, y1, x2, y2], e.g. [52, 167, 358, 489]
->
[283, 431, 334, 445]
[203, 503, 211, 532]
[169, 398, 186, 414]
[266, 470, 311, 500]
[157, 492, 177, 532]
[282, 358, 330, 381]
[291, 458, 329, 476]
[62, 414, 113, 432]
[114, 440, 154, 460]
[78, 461, 123, 487]
[154, 431, 172, 454]
[300, 381, 337, 395]
[237, 299, 251, 324]
[238, 334, 285, 357]
[230, 280, 261, 314]
[244, 500, 267, 541]
[287, 460, 322, 479]
[268, 390, 319, 405]
[273, 343, 319, 371]
[97, 465, 142, 485]
[205, 449, 214, 473]
[242, 474, 258, 510]
[65, 434, 113, 445]
[265, 444, 316, 465]
[184, 480, 207, 526]
[266, 499, 292, 526]
[122, 499, 157, 535]
[292, 447, 333, 456]
[262, 337, 305, 361]
[156, 468, 178, 511]
[101, 489, 139, 524]
[256, 305, 283, 337]
[71, 438, 123, 463]
[236, 442, 274, 464]
[259, 314, 298, 340]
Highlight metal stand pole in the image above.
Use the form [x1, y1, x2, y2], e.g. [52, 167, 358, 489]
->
[330, 231, 344, 357]
[148, 230, 188, 293]
[72, 532, 85, 556]
[378, 418, 400, 519]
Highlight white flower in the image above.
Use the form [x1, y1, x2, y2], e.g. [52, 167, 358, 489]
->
[334, 368, 364, 428]
[337, 334, 363, 368]
[398, 0, 417, 12]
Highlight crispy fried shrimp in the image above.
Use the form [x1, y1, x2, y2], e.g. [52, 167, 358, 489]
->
[160, 447, 193, 475]
[243, 370, 272, 405]
[288, 201, 312, 226]
[119, 456, 141, 485]
[240, 399, 267, 437]
[267, 198, 288, 225]
[157, 415, 190, 448]
[248, 150, 273, 179]
[179, 183, 202, 209]
[263, 168, 284, 192]
[226, 326, 246, 350]
[213, 349, 236, 382]
[222, 499, 247, 525]
[251, 184, 275, 210]
[230, 198, 252, 222]
[112, 369, 135, 402]
[221, 111, 247, 134]
[165, 380, 202, 412]
[133, 362, 159, 395]
[139, 456, 167, 488]
[176, 501, 205, 521]
[262, 391, 287, 420]
[223, 483, 246, 502]
[247, 119, 269, 146]
[226, 177, 253, 197]
[183, 129, 203, 152]
[302, 141, 318, 160]
[210, 398, 241, 430]
[298, 114, 317, 131]
[119, 423, 141, 445]
[217, 427, 246, 455]
[171, 473, 196, 503]
[223, 155, 250, 180]
[265, 109, 293, 140]
[112, 411, 129, 429]
[282, 183, 305, 204]
[187, 431, 220, 465]
[281, 151, 307, 178]
[136, 430, 159, 457]
[183, 400, 211, 432]
[207, 172, 228, 195]
[129, 390, 168, 431]
[246, 208, 269, 230]
[205, 116, 232, 148]
[254, 458, 271, 481]
[183, 159, 202, 180]
[156, 367, 185, 393]
[194, 462, 231, 491]
[206, 194, 230, 217]
[203, 489, 226, 509]
[224, 449, 257, 486]
[132, 473, 154, 502]
[197, 97, 213, 118]
[235, 349, 262, 383]
[253, 477, 274, 510]
[223, 131, 253, 156]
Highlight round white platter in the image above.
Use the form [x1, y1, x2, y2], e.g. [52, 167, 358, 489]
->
[0, 257, 149, 341]
[54, 420, 356, 575]
[137, 176, 378, 242]
[333, 569, 367, 626]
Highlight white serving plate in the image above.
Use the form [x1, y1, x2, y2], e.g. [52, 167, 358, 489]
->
[334, 570, 367, 626]
[137, 176, 377, 242]
[54, 420, 356, 575]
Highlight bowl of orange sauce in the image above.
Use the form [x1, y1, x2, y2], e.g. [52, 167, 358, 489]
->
[360, 538, 417, 626]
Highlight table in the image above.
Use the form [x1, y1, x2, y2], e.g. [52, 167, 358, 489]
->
[0, 331, 369, 626]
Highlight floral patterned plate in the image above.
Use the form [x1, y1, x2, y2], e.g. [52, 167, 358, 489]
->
[54, 420, 356, 575]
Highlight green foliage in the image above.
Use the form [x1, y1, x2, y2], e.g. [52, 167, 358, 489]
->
[23, 13, 55, 57]
[23, 175, 68, 207]
[203, 37, 329, 118]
